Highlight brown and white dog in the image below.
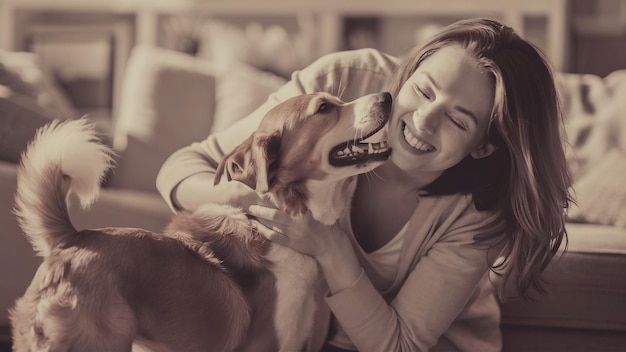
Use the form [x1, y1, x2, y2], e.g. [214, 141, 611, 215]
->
[10, 91, 392, 352]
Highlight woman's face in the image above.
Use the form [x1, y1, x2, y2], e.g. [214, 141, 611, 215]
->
[388, 45, 496, 175]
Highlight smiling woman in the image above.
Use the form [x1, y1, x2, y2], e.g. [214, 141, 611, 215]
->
[387, 45, 497, 175]
[157, 18, 572, 352]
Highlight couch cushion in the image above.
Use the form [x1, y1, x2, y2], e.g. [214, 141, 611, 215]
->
[500, 223, 626, 332]
[110, 45, 217, 193]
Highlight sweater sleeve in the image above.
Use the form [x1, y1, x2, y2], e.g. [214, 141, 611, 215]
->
[156, 49, 395, 212]
[325, 200, 500, 351]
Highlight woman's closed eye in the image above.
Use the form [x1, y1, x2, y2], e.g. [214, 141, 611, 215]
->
[414, 83, 468, 131]
[413, 83, 433, 101]
[446, 113, 467, 131]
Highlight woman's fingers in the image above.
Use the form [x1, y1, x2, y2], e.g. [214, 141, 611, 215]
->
[248, 204, 331, 257]
[248, 204, 286, 224]
[250, 219, 289, 245]
[247, 204, 287, 241]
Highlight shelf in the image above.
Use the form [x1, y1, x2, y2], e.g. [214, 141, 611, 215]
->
[1, 0, 570, 70]
[0, 0, 573, 128]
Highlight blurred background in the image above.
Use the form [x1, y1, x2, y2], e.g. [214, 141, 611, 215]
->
[1, 0, 624, 130]
[1, 1, 626, 351]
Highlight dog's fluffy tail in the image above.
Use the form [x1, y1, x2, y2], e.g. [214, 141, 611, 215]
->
[14, 119, 114, 257]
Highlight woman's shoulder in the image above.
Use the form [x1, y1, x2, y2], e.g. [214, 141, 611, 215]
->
[297, 48, 399, 98]
[312, 48, 399, 74]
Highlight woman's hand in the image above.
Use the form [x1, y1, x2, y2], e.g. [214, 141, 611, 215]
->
[247, 205, 344, 258]
[247, 204, 365, 294]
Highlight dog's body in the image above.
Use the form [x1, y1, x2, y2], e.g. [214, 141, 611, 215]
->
[10, 92, 392, 351]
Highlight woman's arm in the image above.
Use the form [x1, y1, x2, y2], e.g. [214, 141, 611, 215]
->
[154, 64, 319, 211]
[156, 49, 394, 210]
[156, 48, 396, 212]
[156, 73, 307, 212]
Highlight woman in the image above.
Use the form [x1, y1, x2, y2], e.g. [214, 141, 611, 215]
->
[156, 18, 573, 351]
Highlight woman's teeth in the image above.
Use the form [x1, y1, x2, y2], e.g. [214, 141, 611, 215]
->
[403, 124, 434, 152]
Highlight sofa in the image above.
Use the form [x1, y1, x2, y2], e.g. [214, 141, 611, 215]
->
[1, 21, 625, 351]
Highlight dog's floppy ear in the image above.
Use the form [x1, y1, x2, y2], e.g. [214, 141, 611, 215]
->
[214, 131, 280, 193]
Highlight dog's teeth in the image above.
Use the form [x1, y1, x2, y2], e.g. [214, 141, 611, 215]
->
[335, 140, 389, 161]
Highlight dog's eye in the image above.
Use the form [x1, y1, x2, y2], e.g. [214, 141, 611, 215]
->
[317, 102, 330, 114]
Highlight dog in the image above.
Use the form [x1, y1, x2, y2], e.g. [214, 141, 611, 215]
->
[10, 91, 392, 352]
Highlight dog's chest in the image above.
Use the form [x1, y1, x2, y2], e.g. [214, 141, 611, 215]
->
[265, 243, 320, 351]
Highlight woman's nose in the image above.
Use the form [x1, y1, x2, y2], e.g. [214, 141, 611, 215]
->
[412, 107, 440, 135]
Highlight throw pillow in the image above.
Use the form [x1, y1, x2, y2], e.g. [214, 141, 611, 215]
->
[568, 148, 626, 228]
[110, 45, 217, 193]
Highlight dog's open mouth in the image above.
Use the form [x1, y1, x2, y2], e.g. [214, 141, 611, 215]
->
[329, 120, 392, 167]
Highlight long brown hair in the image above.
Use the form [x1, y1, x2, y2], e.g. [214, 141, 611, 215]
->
[387, 18, 574, 298]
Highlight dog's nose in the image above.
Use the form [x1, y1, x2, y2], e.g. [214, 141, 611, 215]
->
[378, 92, 392, 104]
[376, 93, 392, 115]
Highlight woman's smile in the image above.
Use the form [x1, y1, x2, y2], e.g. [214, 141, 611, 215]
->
[400, 122, 435, 153]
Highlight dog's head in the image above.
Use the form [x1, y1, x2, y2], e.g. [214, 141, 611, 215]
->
[215, 92, 392, 216]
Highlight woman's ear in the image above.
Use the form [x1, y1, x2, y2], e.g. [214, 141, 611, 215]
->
[470, 142, 498, 159]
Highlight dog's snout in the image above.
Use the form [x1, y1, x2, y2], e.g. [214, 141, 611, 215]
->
[375, 92, 392, 113]
[378, 92, 392, 104]
[375, 92, 392, 115]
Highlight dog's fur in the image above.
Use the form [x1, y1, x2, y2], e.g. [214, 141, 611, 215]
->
[10, 92, 392, 352]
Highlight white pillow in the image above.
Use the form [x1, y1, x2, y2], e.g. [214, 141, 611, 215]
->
[110, 45, 217, 192]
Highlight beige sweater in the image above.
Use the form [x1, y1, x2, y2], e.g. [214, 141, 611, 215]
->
[157, 48, 502, 351]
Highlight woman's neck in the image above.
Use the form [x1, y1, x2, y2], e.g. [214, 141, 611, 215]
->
[372, 162, 442, 194]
